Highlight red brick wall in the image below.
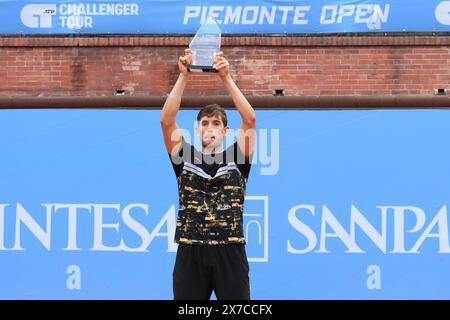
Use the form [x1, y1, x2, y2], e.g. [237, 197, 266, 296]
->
[1, 35, 449, 97]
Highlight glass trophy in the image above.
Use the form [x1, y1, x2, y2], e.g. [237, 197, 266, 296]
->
[188, 16, 222, 72]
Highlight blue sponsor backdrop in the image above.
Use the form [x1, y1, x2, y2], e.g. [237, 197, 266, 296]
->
[0, 0, 449, 34]
[0, 109, 450, 299]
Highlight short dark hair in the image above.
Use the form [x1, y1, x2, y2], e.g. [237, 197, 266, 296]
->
[197, 104, 228, 126]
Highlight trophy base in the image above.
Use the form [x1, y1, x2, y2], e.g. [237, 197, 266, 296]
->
[187, 65, 217, 73]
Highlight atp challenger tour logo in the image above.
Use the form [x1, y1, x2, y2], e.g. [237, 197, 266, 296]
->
[436, 1, 450, 25]
[20, 4, 56, 28]
[20, 2, 139, 29]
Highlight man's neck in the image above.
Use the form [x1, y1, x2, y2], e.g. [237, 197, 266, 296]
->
[202, 145, 224, 155]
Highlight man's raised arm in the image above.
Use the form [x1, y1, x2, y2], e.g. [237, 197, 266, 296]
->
[215, 52, 256, 158]
[160, 49, 193, 156]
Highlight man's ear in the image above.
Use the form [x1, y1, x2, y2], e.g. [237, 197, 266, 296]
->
[223, 126, 229, 136]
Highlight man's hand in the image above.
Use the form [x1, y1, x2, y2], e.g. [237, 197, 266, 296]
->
[178, 48, 193, 75]
[214, 51, 230, 79]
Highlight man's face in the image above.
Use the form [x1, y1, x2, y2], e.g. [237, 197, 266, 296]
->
[196, 115, 229, 149]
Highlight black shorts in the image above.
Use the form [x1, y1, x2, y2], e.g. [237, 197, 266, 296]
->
[173, 243, 251, 300]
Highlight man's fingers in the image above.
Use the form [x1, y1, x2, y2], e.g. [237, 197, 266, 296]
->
[217, 60, 229, 66]
[179, 56, 187, 65]
[184, 48, 193, 55]
[215, 61, 228, 69]
[214, 56, 227, 64]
